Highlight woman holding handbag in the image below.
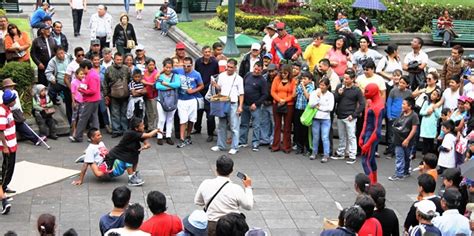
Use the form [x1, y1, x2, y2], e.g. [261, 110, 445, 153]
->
[4, 24, 31, 62]
[112, 14, 137, 56]
[271, 64, 296, 153]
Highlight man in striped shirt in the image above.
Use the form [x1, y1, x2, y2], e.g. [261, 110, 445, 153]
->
[0, 89, 17, 196]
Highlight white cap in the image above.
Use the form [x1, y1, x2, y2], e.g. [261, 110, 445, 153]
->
[135, 44, 145, 51]
[251, 43, 261, 51]
[414, 200, 436, 215]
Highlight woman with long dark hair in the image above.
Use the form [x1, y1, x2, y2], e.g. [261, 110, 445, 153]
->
[368, 183, 400, 236]
[326, 35, 351, 78]
[4, 24, 31, 62]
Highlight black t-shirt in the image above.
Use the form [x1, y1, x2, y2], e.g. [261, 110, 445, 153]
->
[107, 130, 144, 165]
[373, 208, 400, 236]
[404, 197, 443, 231]
[393, 111, 419, 146]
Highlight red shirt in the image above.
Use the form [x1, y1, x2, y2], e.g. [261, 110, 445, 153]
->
[140, 213, 183, 236]
[143, 69, 158, 99]
[270, 34, 302, 64]
[0, 104, 17, 152]
[358, 217, 383, 236]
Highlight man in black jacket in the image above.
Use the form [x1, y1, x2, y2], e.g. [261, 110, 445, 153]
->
[238, 43, 263, 78]
[239, 62, 268, 151]
[30, 24, 56, 86]
[332, 68, 365, 164]
[51, 21, 69, 52]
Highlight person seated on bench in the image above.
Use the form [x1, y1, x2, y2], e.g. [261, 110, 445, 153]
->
[30, 2, 54, 29]
[334, 11, 357, 50]
[154, 4, 178, 37]
[437, 9, 457, 47]
[355, 12, 378, 47]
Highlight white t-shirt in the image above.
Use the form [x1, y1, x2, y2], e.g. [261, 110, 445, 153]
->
[262, 33, 278, 53]
[463, 82, 474, 99]
[70, 0, 85, 9]
[438, 133, 456, 168]
[352, 49, 383, 76]
[442, 88, 461, 110]
[83, 141, 108, 164]
[105, 228, 150, 236]
[356, 74, 386, 92]
[217, 72, 244, 103]
[66, 60, 80, 82]
[403, 50, 429, 66]
[376, 56, 403, 78]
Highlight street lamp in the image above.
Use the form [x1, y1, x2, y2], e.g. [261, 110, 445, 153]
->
[223, 0, 239, 57]
[179, 0, 192, 22]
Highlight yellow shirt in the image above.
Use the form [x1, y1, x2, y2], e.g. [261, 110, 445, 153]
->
[303, 43, 332, 73]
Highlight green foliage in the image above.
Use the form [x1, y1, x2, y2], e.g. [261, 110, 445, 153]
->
[243, 28, 260, 36]
[205, 17, 227, 31]
[0, 62, 35, 114]
[309, 0, 474, 32]
[0, 9, 6, 16]
[216, 6, 313, 31]
[292, 25, 326, 38]
[420, 25, 432, 33]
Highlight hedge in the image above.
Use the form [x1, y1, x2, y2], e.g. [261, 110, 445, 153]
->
[310, 0, 474, 32]
[216, 6, 314, 31]
[0, 62, 35, 114]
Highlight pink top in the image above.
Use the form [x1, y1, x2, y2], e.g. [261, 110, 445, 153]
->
[143, 69, 158, 99]
[326, 48, 348, 77]
[71, 78, 84, 103]
[79, 69, 101, 102]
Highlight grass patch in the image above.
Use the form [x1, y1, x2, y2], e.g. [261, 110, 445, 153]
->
[9, 18, 31, 37]
[177, 18, 226, 46]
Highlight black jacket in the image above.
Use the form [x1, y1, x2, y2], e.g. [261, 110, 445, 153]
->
[238, 52, 262, 78]
[51, 31, 69, 52]
[112, 23, 137, 47]
[30, 36, 56, 67]
[334, 84, 365, 119]
[356, 17, 374, 33]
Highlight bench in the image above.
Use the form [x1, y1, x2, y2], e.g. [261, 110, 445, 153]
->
[325, 19, 390, 44]
[0, 0, 22, 13]
[431, 19, 474, 45]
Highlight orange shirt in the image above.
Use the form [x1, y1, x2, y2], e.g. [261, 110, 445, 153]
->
[4, 33, 31, 62]
[271, 76, 296, 105]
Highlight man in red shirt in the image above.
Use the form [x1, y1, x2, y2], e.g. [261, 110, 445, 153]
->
[140, 191, 183, 235]
[270, 22, 302, 65]
[0, 89, 18, 195]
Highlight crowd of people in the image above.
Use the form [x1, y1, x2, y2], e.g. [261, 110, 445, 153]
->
[0, 2, 473, 235]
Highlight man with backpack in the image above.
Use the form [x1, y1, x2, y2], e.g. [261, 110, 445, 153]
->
[270, 22, 301, 65]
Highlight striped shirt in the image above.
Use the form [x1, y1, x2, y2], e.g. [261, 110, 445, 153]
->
[0, 104, 17, 152]
[295, 82, 315, 110]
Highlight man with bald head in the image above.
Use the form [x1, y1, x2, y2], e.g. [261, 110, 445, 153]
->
[89, 5, 113, 50]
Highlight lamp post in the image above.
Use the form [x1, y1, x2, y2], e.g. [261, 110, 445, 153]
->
[223, 0, 239, 57]
[179, 0, 192, 22]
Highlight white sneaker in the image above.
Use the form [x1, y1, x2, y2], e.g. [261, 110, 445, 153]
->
[211, 146, 221, 152]
[228, 149, 238, 155]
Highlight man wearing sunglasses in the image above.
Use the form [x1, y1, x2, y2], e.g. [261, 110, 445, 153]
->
[270, 22, 301, 65]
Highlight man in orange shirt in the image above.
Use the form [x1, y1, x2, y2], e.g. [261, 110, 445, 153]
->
[270, 22, 301, 65]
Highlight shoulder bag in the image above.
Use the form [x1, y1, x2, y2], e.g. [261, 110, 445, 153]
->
[210, 74, 236, 118]
[204, 181, 229, 212]
[158, 73, 178, 112]
[123, 25, 136, 49]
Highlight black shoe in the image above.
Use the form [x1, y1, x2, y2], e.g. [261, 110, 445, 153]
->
[156, 139, 163, 145]
[206, 136, 214, 142]
[5, 188, 16, 194]
[295, 149, 304, 154]
[166, 138, 174, 145]
[48, 135, 58, 140]
[1, 199, 11, 215]
[191, 130, 201, 135]
[111, 133, 121, 138]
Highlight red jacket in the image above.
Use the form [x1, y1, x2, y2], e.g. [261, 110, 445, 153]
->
[270, 34, 301, 64]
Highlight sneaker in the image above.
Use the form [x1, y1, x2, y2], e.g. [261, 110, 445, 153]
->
[388, 175, 404, 181]
[330, 154, 345, 160]
[238, 143, 248, 148]
[321, 156, 329, 163]
[128, 173, 145, 186]
[185, 136, 192, 145]
[346, 158, 356, 164]
[68, 136, 78, 142]
[228, 149, 238, 155]
[309, 155, 316, 160]
[105, 125, 113, 134]
[166, 138, 174, 145]
[5, 196, 12, 202]
[292, 145, 298, 150]
[375, 152, 380, 158]
[206, 136, 214, 142]
[1, 200, 11, 215]
[75, 155, 85, 163]
[35, 136, 47, 146]
[403, 173, 411, 178]
[156, 139, 164, 145]
[385, 155, 393, 160]
[252, 146, 259, 152]
[211, 146, 222, 152]
[5, 188, 16, 194]
[177, 140, 187, 148]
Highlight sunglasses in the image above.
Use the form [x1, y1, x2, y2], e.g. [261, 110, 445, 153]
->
[277, 29, 284, 31]
[184, 64, 193, 68]
[77, 54, 85, 57]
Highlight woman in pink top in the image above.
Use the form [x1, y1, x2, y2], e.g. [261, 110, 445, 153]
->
[142, 58, 159, 131]
[326, 35, 352, 77]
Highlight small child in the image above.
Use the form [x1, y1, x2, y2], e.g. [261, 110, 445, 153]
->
[441, 76, 462, 110]
[135, 0, 144, 20]
[293, 72, 314, 155]
[418, 154, 439, 182]
[420, 89, 442, 156]
[72, 128, 110, 185]
[32, 84, 57, 139]
[389, 97, 419, 181]
[70, 68, 85, 139]
[127, 69, 146, 120]
[105, 117, 160, 186]
[438, 120, 457, 174]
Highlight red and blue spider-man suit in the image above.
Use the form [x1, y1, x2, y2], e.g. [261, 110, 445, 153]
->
[359, 83, 385, 184]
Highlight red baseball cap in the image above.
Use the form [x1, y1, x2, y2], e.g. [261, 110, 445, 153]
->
[276, 22, 285, 30]
[176, 42, 186, 50]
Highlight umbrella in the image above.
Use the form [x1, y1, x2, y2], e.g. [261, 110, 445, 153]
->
[460, 159, 474, 179]
[352, 0, 387, 11]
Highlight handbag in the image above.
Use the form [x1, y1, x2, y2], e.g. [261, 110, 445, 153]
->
[415, 92, 428, 110]
[300, 104, 318, 127]
[123, 25, 136, 49]
[204, 181, 229, 212]
[276, 103, 288, 114]
[157, 73, 178, 112]
[210, 74, 236, 118]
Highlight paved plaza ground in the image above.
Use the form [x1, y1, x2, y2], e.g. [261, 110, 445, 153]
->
[0, 5, 424, 236]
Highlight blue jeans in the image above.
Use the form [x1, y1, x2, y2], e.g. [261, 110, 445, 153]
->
[239, 105, 261, 147]
[98, 96, 110, 126]
[395, 145, 411, 177]
[312, 119, 331, 156]
[217, 103, 240, 150]
[259, 104, 274, 144]
[161, 20, 177, 33]
[110, 97, 128, 134]
[124, 0, 130, 13]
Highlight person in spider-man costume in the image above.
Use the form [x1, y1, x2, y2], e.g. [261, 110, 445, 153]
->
[359, 83, 385, 184]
